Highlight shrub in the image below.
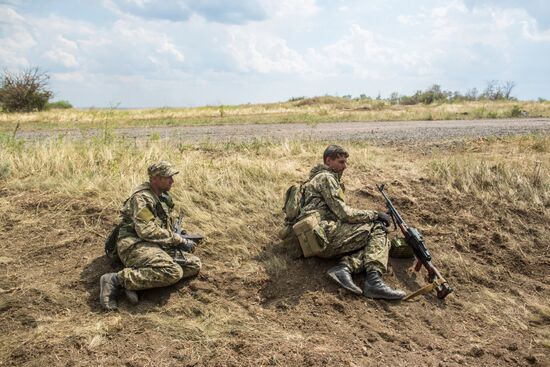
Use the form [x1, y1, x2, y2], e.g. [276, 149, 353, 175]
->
[46, 100, 73, 110]
[509, 105, 522, 118]
[0, 67, 53, 112]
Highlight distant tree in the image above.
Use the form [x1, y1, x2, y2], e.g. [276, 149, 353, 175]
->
[480, 80, 516, 101]
[464, 87, 478, 101]
[0, 67, 53, 112]
[502, 81, 516, 100]
[389, 91, 399, 105]
[481, 80, 499, 100]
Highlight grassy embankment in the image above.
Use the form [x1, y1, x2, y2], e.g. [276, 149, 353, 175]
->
[0, 134, 548, 366]
[0, 98, 549, 132]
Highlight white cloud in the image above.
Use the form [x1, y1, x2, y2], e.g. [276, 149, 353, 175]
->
[262, 0, 318, 18]
[156, 40, 185, 62]
[0, 5, 35, 68]
[44, 48, 79, 68]
[51, 71, 87, 83]
[105, 0, 268, 24]
[519, 15, 550, 42]
[308, 24, 435, 79]
[227, 29, 307, 73]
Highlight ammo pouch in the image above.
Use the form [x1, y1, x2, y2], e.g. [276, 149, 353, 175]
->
[292, 212, 327, 258]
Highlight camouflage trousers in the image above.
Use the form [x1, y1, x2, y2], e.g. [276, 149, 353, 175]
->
[317, 221, 389, 274]
[117, 241, 201, 291]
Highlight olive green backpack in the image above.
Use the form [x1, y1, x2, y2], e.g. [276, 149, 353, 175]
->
[282, 183, 305, 225]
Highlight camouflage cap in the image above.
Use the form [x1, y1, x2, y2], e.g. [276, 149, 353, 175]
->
[147, 161, 179, 177]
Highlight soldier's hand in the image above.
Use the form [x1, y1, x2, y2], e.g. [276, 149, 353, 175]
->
[178, 236, 197, 253]
[376, 212, 391, 226]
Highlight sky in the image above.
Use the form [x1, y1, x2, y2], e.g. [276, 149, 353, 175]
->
[1, 0, 549, 108]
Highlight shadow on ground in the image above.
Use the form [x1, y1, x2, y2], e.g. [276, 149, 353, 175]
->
[80, 255, 200, 313]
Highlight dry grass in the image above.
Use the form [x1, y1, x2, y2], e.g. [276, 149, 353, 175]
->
[428, 136, 549, 209]
[0, 99, 548, 132]
[0, 134, 549, 366]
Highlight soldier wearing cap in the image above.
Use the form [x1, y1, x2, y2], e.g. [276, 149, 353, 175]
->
[99, 161, 202, 310]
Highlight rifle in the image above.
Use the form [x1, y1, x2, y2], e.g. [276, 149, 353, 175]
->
[174, 211, 204, 243]
[377, 184, 453, 300]
[171, 212, 204, 267]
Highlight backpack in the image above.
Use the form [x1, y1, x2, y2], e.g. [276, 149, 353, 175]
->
[282, 183, 305, 224]
[104, 187, 150, 265]
[104, 223, 122, 265]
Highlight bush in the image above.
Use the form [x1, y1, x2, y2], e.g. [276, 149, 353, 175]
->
[0, 67, 53, 112]
[510, 105, 522, 118]
[47, 100, 73, 110]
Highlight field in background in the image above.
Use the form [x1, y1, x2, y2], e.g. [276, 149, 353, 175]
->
[1, 99, 549, 131]
[0, 134, 548, 366]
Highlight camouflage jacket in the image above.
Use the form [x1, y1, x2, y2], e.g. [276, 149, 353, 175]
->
[117, 182, 184, 248]
[300, 164, 378, 224]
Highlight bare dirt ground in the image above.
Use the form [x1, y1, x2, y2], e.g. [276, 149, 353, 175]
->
[0, 124, 548, 367]
[14, 117, 550, 143]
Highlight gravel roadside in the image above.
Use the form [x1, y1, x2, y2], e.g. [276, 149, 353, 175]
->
[13, 118, 550, 143]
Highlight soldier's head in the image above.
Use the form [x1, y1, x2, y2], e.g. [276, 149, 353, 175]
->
[148, 161, 179, 193]
[323, 144, 349, 174]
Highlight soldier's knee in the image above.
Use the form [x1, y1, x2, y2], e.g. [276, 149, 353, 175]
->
[165, 261, 184, 284]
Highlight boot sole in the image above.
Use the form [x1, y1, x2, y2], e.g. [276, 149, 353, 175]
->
[327, 272, 363, 295]
[363, 290, 405, 301]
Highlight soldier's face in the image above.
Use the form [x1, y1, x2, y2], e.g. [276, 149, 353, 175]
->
[151, 175, 174, 192]
[326, 156, 347, 174]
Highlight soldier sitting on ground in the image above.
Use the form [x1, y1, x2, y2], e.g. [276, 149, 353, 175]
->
[290, 145, 406, 300]
[99, 161, 201, 310]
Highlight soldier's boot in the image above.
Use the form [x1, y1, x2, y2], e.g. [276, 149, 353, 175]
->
[99, 273, 122, 311]
[363, 271, 406, 300]
[327, 263, 362, 295]
[125, 289, 139, 305]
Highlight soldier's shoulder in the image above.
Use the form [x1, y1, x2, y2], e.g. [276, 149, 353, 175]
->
[129, 186, 156, 203]
[311, 171, 337, 185]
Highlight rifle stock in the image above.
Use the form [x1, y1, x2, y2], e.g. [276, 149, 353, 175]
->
[377, 184, 453, 300]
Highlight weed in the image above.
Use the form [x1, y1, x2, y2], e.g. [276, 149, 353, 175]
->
[149, 132, 161, 141]
[510, 105, 522, 117]
[0, 162, 9, 179]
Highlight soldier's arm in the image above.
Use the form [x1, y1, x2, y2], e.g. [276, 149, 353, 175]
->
[318, 174, 378, 223]
[131, 195, 184, 246]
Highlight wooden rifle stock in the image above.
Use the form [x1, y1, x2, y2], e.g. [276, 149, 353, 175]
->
[377, 184, 453, 300]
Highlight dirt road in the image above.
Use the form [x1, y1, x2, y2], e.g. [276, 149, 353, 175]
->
[15, 118, 550, 142]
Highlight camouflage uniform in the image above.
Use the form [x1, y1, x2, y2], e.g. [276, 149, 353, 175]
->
[300, 164, 390, 274]
[116, 182, 201, 291]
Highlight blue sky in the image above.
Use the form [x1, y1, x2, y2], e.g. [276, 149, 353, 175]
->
[1, 0, 549, 107]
